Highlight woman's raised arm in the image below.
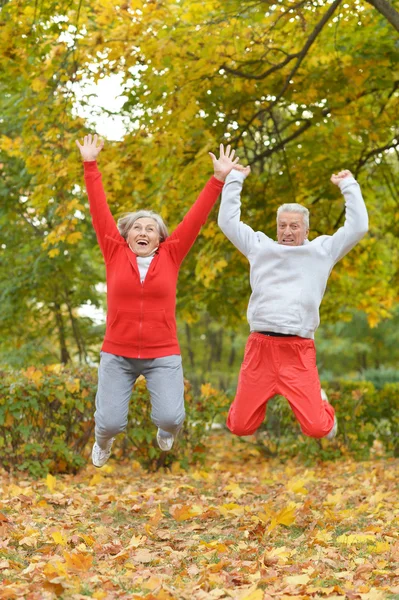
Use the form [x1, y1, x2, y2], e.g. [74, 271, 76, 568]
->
[168, 145, 240, 265]
[76, 134, 122, 260]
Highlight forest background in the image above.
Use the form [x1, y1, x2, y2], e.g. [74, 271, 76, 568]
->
[1, 0, 399, 391]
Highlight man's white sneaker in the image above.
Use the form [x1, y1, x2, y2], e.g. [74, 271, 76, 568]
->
[156, 428, 174, 452]
[92, 438, 114, 468]
[325, 416, 338, 440]
[320, 389, 338, 439]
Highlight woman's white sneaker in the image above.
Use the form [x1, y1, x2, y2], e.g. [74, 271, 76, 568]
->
[156, 429, 174, 452]
[92, 438, 115, 467]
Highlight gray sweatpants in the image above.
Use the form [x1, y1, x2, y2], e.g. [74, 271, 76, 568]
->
[95, 351, 185, 448]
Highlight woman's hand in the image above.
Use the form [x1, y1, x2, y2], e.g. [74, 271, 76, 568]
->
[209, 144, 240, 182]
[76, 133, 104, 162]
[330, 170, 353, 185]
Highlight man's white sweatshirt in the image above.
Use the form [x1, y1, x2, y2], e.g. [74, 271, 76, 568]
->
[218, 170, 369, 339]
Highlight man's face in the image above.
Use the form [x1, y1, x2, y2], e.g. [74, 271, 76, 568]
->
[277, 212, 309, 246]
[127, 217, 161, 257]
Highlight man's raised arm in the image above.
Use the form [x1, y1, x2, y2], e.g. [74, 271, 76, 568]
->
[325, 170, 369, 263]
[218, 165, 258, 257]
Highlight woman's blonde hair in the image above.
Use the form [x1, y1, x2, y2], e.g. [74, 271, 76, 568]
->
[117, 210, 169, 242]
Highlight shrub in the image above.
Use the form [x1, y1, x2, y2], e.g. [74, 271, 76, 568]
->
[0, 365, 230, 477]
[358, 368, 399, 390]
[0, 365, 96, 477]
[253, 380, 399, 461]
[1, 366, 398, 477]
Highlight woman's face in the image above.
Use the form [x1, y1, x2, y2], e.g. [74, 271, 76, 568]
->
[127, 217, 161, 257]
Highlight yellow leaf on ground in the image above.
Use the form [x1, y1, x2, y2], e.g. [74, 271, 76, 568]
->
[128, 535, 146, 548]
[19, 536, 38, 547]
[285, 573, 311, 585]
[133, 548, 157, 563]
[225, 482, 247, 498]
[171, 504, 202, 521]
[51, 531, 67, 546]
[46, 473, 56, 493]
[337, 534, 375, 545]
[89, 473, 103, 486]
[191, 470, 212, 481]
[143, 575, 163, 590]
[287, 479, 308, 495]
[369, 541, 390, 554]
[240, 588, 264, 600]
[314, 529, 333, 544]
[269, 503, 296, 531]
[219, 503, 245, 517]
[360, 590, 387, 600]
[63, 552, 93, 571]
[80, 534, 95, 547]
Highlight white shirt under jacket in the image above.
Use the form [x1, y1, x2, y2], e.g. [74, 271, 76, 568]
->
[218, 170, 369, 339]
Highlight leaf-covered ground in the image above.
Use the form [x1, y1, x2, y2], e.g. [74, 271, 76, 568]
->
[0, 432, 398, 599]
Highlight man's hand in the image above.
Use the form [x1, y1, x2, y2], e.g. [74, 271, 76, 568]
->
[209, 144, 240, 182]
[76, 133, 104, 162]
[233, 164, 251, 178]
[331, 170, 353, 185]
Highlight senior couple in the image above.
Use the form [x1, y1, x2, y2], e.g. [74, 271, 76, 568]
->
[76, 135, 368, 467]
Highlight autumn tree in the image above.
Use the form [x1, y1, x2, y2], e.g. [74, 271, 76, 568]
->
[1, 0, 399, 366]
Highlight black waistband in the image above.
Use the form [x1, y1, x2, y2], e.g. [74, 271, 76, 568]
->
[258, 331, 296, 337]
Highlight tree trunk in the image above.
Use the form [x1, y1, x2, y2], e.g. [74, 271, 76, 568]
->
[366, 0, 399, 32]
[185, 323, 195, 368]
[54, 302, 71, 364]
[65, 297, 87, 364]
[228, 332, 236, 367]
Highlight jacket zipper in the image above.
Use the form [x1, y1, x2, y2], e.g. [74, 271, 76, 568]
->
[136, 254, 158, 359]
[138, 283, 144, 359]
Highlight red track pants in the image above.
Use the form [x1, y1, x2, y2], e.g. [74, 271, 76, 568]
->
[227, 333, 335, 438]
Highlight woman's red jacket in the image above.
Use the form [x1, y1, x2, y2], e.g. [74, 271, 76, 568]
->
[84, 161, 224, 359]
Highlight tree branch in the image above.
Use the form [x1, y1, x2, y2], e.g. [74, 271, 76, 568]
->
[222, 51, 300, 81]
[223, 0, 342, 94]
[272, 0, 343, 106]
[355, 135, 399, 175]
[365, 0, 399, 32]
[249, 120, 312, 164]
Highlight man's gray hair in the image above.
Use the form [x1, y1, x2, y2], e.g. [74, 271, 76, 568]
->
[276, 203, 309, 229]
[117, 210, 169, 242]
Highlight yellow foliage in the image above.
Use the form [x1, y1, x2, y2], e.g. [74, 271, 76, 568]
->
[65, 378, 80, 394]
[48, 248, 60, 258]
[66, 232, 83, 245]
[24, 367, 43, 386]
